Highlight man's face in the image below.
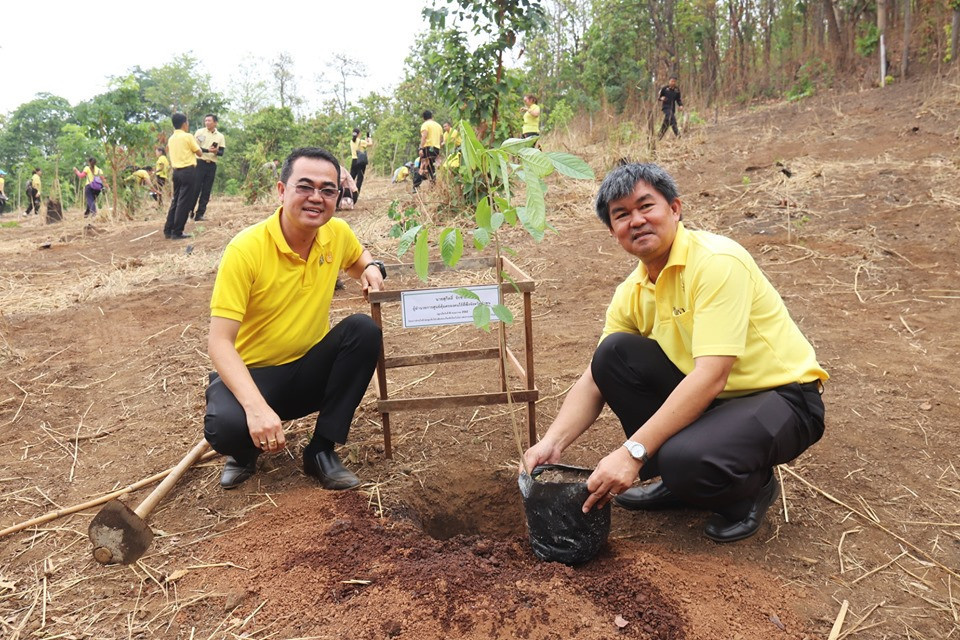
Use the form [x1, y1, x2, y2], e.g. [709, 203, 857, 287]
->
[278, 157, 339, 235]
[205, 116, 216, 131]
[608, 180, 681, 268]
[668, 78, 677, 89]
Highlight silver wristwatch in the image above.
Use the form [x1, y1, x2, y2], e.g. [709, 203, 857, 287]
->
[622, 440, 649, 464]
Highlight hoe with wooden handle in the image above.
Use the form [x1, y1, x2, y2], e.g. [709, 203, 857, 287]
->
[88, 439, 211, 564]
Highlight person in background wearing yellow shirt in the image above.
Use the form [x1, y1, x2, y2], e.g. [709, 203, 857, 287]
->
[349, 128, 371, 202]
[520, 94, 541, 139]
[522, 163, 827, 543]
[155, 147, 170, 188]
[125, 166, 160, 202]
[73, 157, 106, 217]
[391, 162, 414, 183]
[413, 110, 443, 193]
[24, 168, 42, 216]
[0, 169, 8, 214]
[190, 114, 225, 222]
[203, 147, 385, 491]
[163, 112, 202, 240]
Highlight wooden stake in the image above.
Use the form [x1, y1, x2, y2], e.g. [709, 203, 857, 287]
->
[827, 600, 849, 640]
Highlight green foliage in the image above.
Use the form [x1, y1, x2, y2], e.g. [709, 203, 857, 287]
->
[785, 60, 829, 102]
[224, 179, 240, 196]
[387, 199, 421, 238]
[855, 23, 881, 57]
[545, 99, 573, 132]
[400, 121, 593, 330]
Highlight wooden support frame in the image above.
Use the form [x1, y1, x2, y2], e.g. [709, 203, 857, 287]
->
[368, 256, 538, 459]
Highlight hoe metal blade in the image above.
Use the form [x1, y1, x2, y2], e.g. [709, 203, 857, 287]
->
[88, 499, 154, 565]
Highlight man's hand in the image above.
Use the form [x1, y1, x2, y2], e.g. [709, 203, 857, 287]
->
[360, 265, 384, 301]
[246, 403, 285, 453]
[582, 446, 642, 513]
[521, 437, 562, 475]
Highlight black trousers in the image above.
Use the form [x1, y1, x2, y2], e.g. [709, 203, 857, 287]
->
[591, 333, 825, 520]
[659, 109, 679, 138]
[192, 160, 217, 217]
[24, 187, 40, 214]
[349, 158, 367, 199]
[413, 147, 440, 189]
[204, 314, 382, 464]
[164, 166, 197, 236]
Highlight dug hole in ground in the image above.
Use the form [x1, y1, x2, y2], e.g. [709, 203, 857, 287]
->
[1, 77, 959, 639]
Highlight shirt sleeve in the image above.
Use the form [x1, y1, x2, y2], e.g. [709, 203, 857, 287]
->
[188, 136, 201, 153]
[210, 244, 256, 321]
[690, 254, 752, 358]
[676, 91, 683, 107]
[337, 222, 364, 270]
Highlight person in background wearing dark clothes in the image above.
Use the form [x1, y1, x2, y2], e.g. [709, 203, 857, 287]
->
[349, 128, 371, 202]
[24, 168, 41, 216]
[163, 113, 202, 240]
[658, 76, 684, 140]
[191, 114, 225, 222]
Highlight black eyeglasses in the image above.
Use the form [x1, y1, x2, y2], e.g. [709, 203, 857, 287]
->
[291, 184, 339, 199]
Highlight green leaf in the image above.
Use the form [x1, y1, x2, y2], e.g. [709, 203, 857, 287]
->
[504, 206, 518, 226]
[500, 270, 520, 294]
[453, 287, 481, 301]
[499, 155, 511, 202]
[492, 304, 514, 325]
[473, 303, 491, 332]
[439, 227, 464, 267]
[517, 148, 554, 177]
[414, 227, 429, 282]
[460, 121, 484, 173]
[490, 211, 505, 231]
[473, 226, 491, 249]
[397, 224, 422, 258]
[519, 172, 546, 241]
[475, 197, 491, 229]
[499, 136, 536, 153]
[545, 152, 595, 180]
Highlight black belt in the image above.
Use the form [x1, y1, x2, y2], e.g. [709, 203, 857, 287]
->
[800, 379, 823, 394]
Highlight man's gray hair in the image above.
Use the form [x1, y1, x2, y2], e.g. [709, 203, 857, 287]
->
[595, 163, 680, 227]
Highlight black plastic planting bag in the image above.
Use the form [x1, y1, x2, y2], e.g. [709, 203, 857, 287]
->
[518, 464, 611, 564]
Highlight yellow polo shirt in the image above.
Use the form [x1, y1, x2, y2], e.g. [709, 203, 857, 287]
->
[155, 154, 170, 179]
[79, 165, 104, 185]
[443, 128, 461, 147]
[169, 129, 200, 169]
[195, 127, 226, 164]
[602, 222, 827, 396]
[350, 137, 369, 160]
[522, 104, 541, 134]
[210, 207, 364, 367]
[0, 177, 5, 193]
[31, 174, 41, 191]
[421, 120, 443, 148]
[126, 169, 150, 184]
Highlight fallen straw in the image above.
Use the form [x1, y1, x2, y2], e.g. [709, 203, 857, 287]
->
[0, 449, 218, 538]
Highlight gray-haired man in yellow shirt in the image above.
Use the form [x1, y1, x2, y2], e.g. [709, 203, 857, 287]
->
[523, 162, 827, 543]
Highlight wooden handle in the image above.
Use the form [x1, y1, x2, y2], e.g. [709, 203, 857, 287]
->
[134, 439, 210, 519]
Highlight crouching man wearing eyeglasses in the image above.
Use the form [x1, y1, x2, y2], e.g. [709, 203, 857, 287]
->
[204, 147, 387, 491]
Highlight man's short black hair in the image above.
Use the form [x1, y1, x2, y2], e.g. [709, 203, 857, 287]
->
[87, 157, 96, 164]
[422, 110, 432, 120]
[279, 147, 341, 185]
[595, 163, 680, 228]
[171, 113, 187, 129]
[205, 114, 218, 123]
[156, 147, 165, 154]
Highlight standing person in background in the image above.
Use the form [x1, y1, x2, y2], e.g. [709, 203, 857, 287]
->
[413, 110, 443, 193]
[657, 76, 684, 140]
[154, 147, 170, 208]
[0, 169, 7, 214]
[349, 128, 371, 202]
[163, 113, 202, 240]
[24, 168, 41, 216]
[73, 158, 106, 217]
[191, 114, 225, 222]
[520, 94, 541, 139]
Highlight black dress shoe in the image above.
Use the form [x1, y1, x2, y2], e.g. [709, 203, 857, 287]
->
[614, 480, 684, 510]
[169, 232, 193, 240]
[220, 456, 257, 489]
[704, 473, 779, 543]
[194, 215, 205, 222]
[304, 448, 360, 490]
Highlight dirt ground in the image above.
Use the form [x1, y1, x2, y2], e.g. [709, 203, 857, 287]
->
[1, 76, 959, 640]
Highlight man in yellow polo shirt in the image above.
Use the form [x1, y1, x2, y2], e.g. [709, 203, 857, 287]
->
[522, 163, 827, 543]
[204, 147, 385, 491]
[190, 114, 225, 222]
[413, 110, 443, 192]
[163, 113, 202, 239]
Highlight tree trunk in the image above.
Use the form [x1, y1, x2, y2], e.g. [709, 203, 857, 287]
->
[822, 0, 845, 65]
[900, 0, 912, 77]
[952, 9, 960, 64]
[878, 0, 887, 85]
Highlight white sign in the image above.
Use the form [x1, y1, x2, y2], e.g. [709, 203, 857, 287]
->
[401, 285, 501, 328]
